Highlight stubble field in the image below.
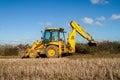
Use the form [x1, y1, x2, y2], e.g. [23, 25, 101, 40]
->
[0, 41, 120, 80]
[0, 57, 120, 80]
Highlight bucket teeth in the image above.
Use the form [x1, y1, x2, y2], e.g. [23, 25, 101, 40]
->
[18, 50, 26, 58]
[88, 41, 98, 46]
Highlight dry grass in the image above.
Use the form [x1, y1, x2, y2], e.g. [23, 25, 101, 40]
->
[67, 52, 120, 59]
[0, 58, 120, 80]
[0, 41, 120, 80]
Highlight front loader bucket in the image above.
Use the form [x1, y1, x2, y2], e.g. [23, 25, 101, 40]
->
[18, 48, 39, 58]
[18, 50, 27, 58]
[17, 44, 30, 58]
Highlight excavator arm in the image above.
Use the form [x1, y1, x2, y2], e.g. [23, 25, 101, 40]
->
[70, 21, 94, 41]
[67, 21, 97, 53]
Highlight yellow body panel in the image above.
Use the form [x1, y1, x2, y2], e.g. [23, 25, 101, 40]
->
[48, 42, 59, 46]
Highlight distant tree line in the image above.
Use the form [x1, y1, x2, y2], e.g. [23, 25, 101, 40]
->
[76, 41, 120, 54]
[0, 41, 120, 56]
[0, 44, 25, 56]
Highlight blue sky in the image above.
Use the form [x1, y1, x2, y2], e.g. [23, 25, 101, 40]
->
[0, 0, 120, 45]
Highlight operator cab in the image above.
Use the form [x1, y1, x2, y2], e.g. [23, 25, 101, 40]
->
[43, 28, 66, 45]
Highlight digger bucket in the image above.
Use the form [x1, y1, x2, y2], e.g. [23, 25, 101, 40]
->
[88, 40, 98, 46]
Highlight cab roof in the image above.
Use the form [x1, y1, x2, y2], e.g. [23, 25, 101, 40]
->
[45, 28, 64, 31]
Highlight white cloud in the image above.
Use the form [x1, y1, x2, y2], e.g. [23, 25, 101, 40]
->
[38, 21, 52, 26]
[38, 22, 44, 25]
[45, 22, 52, 26]
[67, 23, 70, 27]
[9, 40, 22, 45]
[83, 17, 105, 26]
[90, 0, 109, 4]
[91, 0, 99, 4]
[111, 14, 120, 20]
[95, 21, 103, 26]
[83, 17, 94, 25]
[96, 16, 106, 21]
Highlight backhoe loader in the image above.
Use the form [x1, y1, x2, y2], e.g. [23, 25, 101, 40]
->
[18, 21, 97, 58]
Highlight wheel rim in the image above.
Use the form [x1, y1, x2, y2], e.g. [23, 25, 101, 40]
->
[29, 52, 35, 58]
[48, 49, 55, 57]
[29, 50, 37, 58]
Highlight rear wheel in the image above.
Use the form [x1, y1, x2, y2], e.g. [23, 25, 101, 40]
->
[46, 45, 59, 58]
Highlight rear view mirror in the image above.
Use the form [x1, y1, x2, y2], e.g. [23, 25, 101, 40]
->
[41, 30, 43, 33]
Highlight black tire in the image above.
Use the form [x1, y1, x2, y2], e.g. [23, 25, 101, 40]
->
[46, 45, 59, 58]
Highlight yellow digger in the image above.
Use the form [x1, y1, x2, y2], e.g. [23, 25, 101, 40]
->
[18, 21, 97, 58]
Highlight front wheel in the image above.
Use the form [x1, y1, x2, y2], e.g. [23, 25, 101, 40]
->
[46, 45, 59, 58]
[29, 50, 38, 58]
